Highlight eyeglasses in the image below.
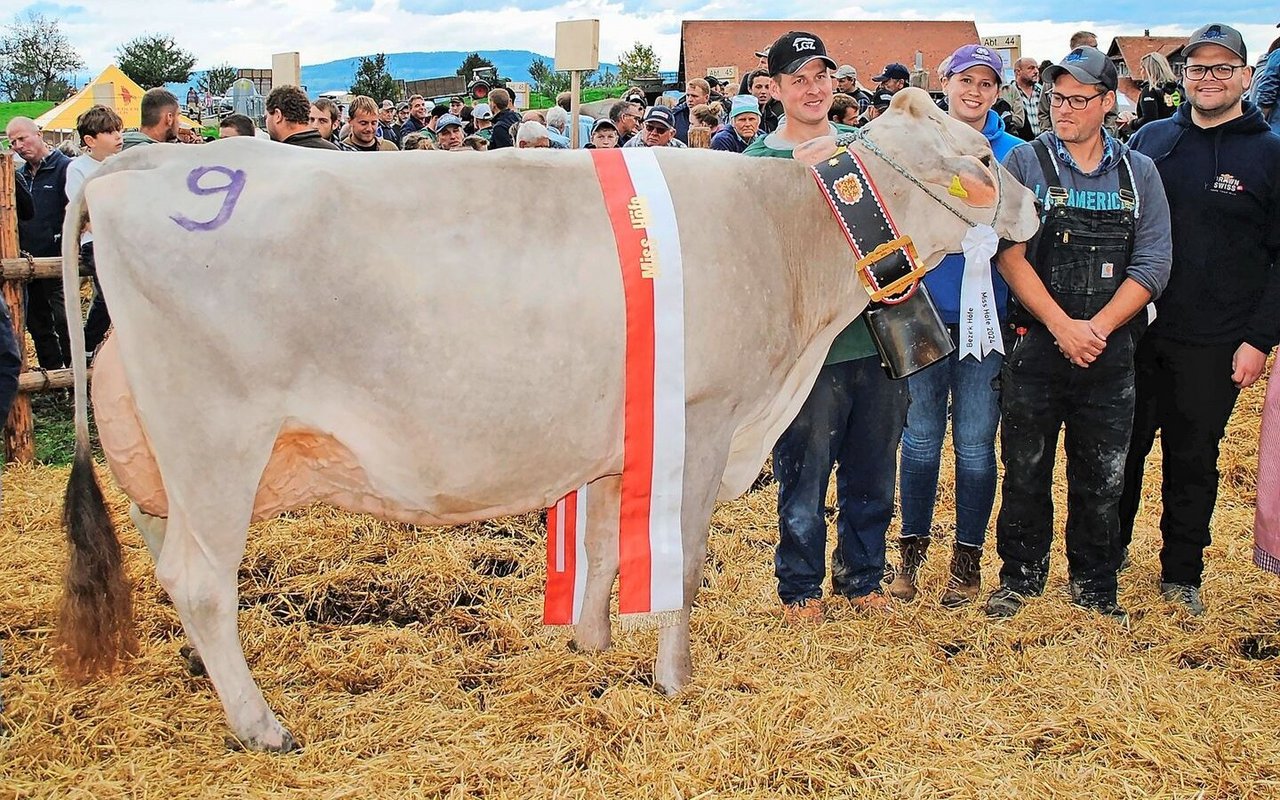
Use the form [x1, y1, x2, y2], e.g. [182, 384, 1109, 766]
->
[1183, 63, 1246, 81]
[644, 123, 671, 133]
[1048, 91, 1107, 110]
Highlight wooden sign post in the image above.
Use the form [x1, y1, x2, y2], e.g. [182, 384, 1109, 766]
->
[1, 153, 32, 463]
[555, 19, 600, 149]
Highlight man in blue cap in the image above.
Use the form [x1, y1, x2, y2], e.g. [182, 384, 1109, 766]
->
[1119, 23, 1280, 615]
[986, 45, 1172, 624]
[710, 95, 762, 152]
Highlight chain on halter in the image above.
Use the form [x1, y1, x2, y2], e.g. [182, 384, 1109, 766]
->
[835, 129, 1004, 230]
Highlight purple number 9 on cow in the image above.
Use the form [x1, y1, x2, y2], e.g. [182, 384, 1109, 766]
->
[55, 98, 1039, 751]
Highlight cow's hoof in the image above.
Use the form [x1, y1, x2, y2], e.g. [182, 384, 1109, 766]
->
[179, 644, 207, 677]
[225, 729, 299, 754]
[653, 673, 689, 697]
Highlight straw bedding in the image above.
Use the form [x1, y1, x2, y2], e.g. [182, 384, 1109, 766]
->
[2, 376, 1278, 799]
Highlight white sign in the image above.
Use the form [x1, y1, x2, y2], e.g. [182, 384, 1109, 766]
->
[706, 65, 738, 82]
[981, 35, 1022, 49]
[555, 19, 600, 72]
[506, 81, 530, 110]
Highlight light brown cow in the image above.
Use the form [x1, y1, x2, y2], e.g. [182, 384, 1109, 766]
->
[59, 88, 1038, 751]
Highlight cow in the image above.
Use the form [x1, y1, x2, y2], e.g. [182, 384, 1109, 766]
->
[58, 88, 1039, 752]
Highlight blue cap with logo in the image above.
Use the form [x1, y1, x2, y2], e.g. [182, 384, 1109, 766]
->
[642, 105, 676, 130]
[1183, 23, 1247, 62]
[873, 62, 911, 82]
[1043, 46, 1118, 92]
[946, 44, 1005, 84]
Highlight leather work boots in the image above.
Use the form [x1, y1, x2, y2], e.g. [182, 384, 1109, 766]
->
[887, 536, 930, 601]
[940, 543, 983, 608]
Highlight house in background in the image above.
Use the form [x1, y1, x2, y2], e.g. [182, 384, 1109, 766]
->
[679, 20, 979, 93]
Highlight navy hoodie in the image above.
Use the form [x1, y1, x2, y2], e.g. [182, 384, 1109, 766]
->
[1130, 102, 1280, 353]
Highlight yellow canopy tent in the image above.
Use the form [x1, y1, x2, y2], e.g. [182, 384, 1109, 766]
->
[34, 64, 202, 135]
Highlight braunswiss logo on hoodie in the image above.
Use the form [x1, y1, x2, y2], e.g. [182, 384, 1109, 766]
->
[1211, 173, 1244, 195]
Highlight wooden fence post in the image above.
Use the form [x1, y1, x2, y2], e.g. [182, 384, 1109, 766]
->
[0, 152, 34, 464]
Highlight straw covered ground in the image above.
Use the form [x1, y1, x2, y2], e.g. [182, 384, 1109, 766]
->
[2, 374, 1279, 799]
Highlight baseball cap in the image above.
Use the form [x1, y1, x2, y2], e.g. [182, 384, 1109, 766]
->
[946, 44, 1005, 83]
[754, 46, 771, 59]
[436, 113, 463, 130]
[834, 65, 858, 80]
[1183, 23, 1247, 63]
[873, 62, 911, 82]
[396, 101, 409, 111]
[591, 117, 618, 133]
[380, 99, 394, 109]
[729, 95, 760, 118]
[472, 102, 492, 120]
[1043, 46, 1118, 92]
[872, 86, 896, 109]
[450, 96, 464, 103]
[642, 105, 676, 130]
[767, 31, 837, 76]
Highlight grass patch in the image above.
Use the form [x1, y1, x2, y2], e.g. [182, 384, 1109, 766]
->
[30, 391, 96, 467]
[528, 85, 625, 109]
[0, 100, 56, 131]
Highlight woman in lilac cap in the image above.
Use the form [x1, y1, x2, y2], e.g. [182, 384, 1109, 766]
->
[891, 43, 1024, 606]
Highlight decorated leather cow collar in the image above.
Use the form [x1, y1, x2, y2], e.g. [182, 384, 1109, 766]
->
[813, 129, 1008, 364]
[810, 144, 924, 306]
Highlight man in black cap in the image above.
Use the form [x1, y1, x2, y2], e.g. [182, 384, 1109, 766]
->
[986, 46, 1172, 623]
[1119, 23, 1280, 616]
[623, 106, 688, 148]
[744, 31, 905, 623]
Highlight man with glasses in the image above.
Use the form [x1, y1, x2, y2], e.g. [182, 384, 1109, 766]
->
[985, 46, 1172, 623]
[609, 100, 642, 145]
[623, 106, 688, 148]
[1118, 24, 1280, 615]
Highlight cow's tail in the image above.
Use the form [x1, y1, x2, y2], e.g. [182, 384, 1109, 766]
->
[57, 178, 138, 678]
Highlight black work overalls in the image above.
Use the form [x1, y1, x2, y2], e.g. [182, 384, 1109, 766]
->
[996, 140, 1142, 603]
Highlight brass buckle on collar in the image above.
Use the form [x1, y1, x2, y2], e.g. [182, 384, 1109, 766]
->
[855, 236, 924, 304]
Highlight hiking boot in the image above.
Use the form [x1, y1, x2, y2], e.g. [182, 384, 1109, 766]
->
[782, 597, 824, 626]
[1074, 596, 1130, 626]
[887, 536, 930, 602]
[984, 585, 1027, 618]
[1160, 582, 1205, 616]
[847, 590, 896, 616]
[940, 543, 982, 608]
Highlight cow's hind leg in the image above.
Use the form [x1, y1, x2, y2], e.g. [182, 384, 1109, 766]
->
[574, 475, 621, 652]
[654, 428, 732, 696]
[131, 503, 207, 677]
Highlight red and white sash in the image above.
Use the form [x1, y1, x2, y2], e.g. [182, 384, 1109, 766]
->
[544, 148, 687, 627]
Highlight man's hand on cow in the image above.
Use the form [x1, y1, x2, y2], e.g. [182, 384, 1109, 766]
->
[1050, 318, 1106, 367]
[1232, 342, 1268, 389]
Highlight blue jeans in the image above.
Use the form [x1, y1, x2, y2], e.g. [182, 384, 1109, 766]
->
[774, 357, 908, 603]
[899, 327, 1002, 547]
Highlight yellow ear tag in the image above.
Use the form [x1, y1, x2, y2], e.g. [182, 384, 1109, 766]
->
[948, 175, 969, 199]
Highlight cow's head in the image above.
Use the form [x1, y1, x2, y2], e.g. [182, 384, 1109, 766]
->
[795, 87, 1039, 268]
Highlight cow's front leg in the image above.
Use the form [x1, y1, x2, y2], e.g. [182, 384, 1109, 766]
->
[574, 475, 621, 652]
[156, 504, 295, 753]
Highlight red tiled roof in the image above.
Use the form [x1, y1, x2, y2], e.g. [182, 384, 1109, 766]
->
[680, 19, 981, 91]
[1107, 36, 1187, 79]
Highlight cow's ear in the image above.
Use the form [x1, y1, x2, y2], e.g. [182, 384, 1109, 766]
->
[890, 87, 929, 117]
[792, 136, 838, 166]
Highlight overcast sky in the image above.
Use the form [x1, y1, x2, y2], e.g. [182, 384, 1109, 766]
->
[29, 1, 1280, 79]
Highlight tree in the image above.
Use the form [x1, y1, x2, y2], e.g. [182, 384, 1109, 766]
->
[351, 53, 400, 101]
[617, 42, 660, 85]
[117, 33, 196, 89]
[198, 63, 239, 96]
[456, 52, 496, 84]
[527, 56, 570, 99]
[0, 12, 84, 102]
